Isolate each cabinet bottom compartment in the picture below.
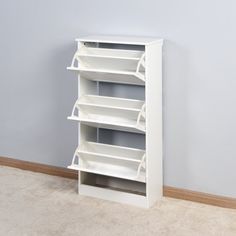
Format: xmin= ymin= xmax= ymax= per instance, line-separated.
xmin=80 ymin=172 xmax=146 ymax=196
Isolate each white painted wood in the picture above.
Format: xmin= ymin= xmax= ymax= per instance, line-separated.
xmin=68 ymin=95 xmax=145 ymax=133
xmin=77 ymin=95 xmax=144 ymax=111
xmin=76 ymin=35 xmax=163 ymax=46
xmin=77 ymin=41 xmax=99 ymax=193
xmin=70 ymin=165 xmax=145 ymax=183
xmin=68 ymin=141 xmax=146 ymax=182
xmin=78 ymin=47 xmax=143 ymax=59
xmin=68 ymin=116 xmax=145 ymax=133
xmin=79 ymin=184 xmax=148 ymax=208
xmin=67 ymin=67 xmax=145 ymax=86
xmin=78 ymin=124 xmax=98 ymax=187
xmin=67 ymin=43 xmax=145 ymax=85
xmin=145 ymin=41 xmax=163 ymax=207
xmin=77 ymin=47 xmax=144 ymax=72
xmin=67 ymin=35 xmax=163 ymax=208
xmin=78 ymin=141 xmax=145 ymax=162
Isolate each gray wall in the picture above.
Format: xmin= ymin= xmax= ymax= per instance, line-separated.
xmin=0 ymin=0 xmax=236 ymax=198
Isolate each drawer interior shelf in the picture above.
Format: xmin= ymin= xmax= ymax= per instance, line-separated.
xmin=68 ymin=95 xmax=146 ymax=133
xmin=78 ymin=94 xmax=143 ymax=108
xmin=68 ymin=141 xmax=146 ymax=182
xmin=78 ymin=47 xmax=144 ymax=59
xmin=67 ymin=46 xmax=145 ymax=86
xmin=67 ymin=68 xmax=145 ymax=86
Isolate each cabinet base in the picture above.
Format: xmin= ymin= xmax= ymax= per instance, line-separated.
xmin=79 ymin=184 xmax=149 ymax=208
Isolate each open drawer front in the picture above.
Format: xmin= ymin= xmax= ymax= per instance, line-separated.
xmin=67 ymin=46 xmax=146 ymax=86
xmin=79 ymin=48 xmax=144 ymax=70
xmin=68 ymin=95 xmax=146 ymax=133
xmin=69 ymin=46 xmax=145 ymax=70
xmin=68 ymin=142 xmax=146 ymax=183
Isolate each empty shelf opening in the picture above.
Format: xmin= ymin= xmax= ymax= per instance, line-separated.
xmin=83 ymin=42 xmax=145 ymax=51
xmin=99 ymin=129 xmax=146 ymax=150
xmin=81 ymin=172 xmax=146 ymax=196
xmin=99 ymin=82 xmax=145 ymax=101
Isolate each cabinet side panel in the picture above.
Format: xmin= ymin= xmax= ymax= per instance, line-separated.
xmin=79 ymin=124 xmax=97 ymax=186
xmin=78 ymin=77 xmax=98 ymax=186
xmin=145 ymin=42 xmax=163 ymax=206
xmin=78 ymin=41 xmax=98 ymax=187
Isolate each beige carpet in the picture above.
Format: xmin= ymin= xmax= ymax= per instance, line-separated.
xmin=0 ymin=166 xmax=236 ymax=236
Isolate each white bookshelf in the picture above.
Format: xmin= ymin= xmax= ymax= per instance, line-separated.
xmin=67 ymin=35 xmax=163 ymax=208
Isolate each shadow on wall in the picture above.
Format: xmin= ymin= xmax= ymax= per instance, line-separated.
xmin=163 ymin=40 xmax=191 ymax=186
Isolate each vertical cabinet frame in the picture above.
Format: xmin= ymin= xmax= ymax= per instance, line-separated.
xmin=67 ymin=36 xmax=163 ymax=208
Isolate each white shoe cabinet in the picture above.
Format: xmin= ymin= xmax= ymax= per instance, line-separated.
xmin=67 ymin=35 xmax=163 ymax=208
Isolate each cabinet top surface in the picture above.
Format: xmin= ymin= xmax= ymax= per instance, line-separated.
xmin=76 ymin=35 xmax=163 ymax=45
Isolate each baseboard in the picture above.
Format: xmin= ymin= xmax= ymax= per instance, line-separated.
xmin=0 ymin=156 xmax=235 ymax=209
xmin=0 ymin=156 xmax=78 ymax=179
xmin=163 ymin=186 xmax=236 ymax=209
